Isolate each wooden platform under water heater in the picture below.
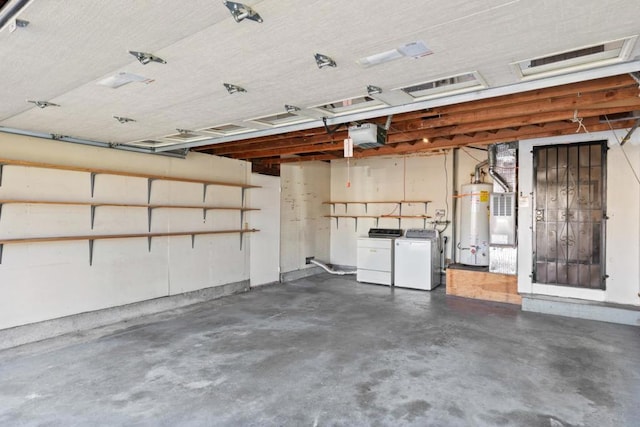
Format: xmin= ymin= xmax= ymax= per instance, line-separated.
xmin=446 ymin=265 xmax=521 ymax=305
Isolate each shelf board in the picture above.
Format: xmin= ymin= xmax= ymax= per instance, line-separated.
xmin=0 ymin=229 xmax=259 ymax=265
xmin=324 ymin=215 xmax=432 ymax=219
xmin=381 ymin=215 xmax=433 ymax=219
xmin=0 ymin=229 xmax=259 ymax=245
xmin=0 ymin=199 xmax=259 ymax=211
xmin=0 ymin=157 xmax=259 ymax=189
xmin=323 ymin=200 xmax=431 ymax=205
xmin=324 ymin=215 xmax=379 ymax=218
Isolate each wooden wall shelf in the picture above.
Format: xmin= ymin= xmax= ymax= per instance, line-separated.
xmin=0 ymin=157 xmax=260 ymax=202
xmin=323 ymin=200 xmax=431 ymax=214
xmin=0 ymin=158 xmax=261 ymax=265
xmin=325 ymin=214 xmax=432 ymax=229
xmin=0 ymin=199 xmax=259 ymax=230
xmin=323 ymin=200 xmax=432 ymax=229
xmin=0 ymin=229 xmax=259 ymax=265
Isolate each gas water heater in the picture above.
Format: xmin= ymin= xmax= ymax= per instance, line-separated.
xmin=459 ymin=182 xmax=492 ymax=266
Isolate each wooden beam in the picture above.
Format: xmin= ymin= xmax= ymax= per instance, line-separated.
xmin=386 ymin=103 xmax=640 ymax=143
xmin=396 ymin=86 xmax=640 ymax=132
xmin=393 ymin=74 xmax=637 ymax=120
xmin=264 ymin=118 xmax=637 ymax=164
xmin=231 ymin=141 xmax=345 ymax=159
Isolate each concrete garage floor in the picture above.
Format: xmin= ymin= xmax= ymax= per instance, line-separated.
xmin=0 ymin=274 xmax=639 ymax=426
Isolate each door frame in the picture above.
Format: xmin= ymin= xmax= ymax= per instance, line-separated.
xmin=531 ymin=140 xmax=608 ymax=289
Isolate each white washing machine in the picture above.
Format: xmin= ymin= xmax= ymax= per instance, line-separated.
xmin=356 ymin=228 xmax=403 ymax=286
xmin=394 ymin=229 xmax=440 ymax=291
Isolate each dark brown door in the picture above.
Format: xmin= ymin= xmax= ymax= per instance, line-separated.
xmin=533 ymin=141 xmax=607 ymax=289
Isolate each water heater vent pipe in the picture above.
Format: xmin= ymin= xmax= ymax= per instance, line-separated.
xmin=473 ymin=160 xmax=488 ymax=183
xmin=488 ymin=144 xmax=510 ymax=192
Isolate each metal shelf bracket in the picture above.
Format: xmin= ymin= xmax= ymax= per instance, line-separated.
xmin=147 ymin=178 xmax=155 ymax=204
xmin=88 ymin=239 xmax=94 ymax=266
xmin=90 ymin=205 xmax=96 ymax=229
xmin=90 ymin=173 xmax=97 ymax=198
xmin=203 ymin=183 xmax=209 ymax=203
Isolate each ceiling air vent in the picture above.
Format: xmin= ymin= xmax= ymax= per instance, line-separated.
xmin=513 ymin=36 xmax=638 ymax=79
xmin=199 ymin=123 xmax=252 ymax=136
xmin=313 ymin=95 xmax=386 ymax=116
xmin=398 ymin=72 xmax=485 ymax=100
xmin=126 ymin=140 xmax=180 ymax=148
xmin=162 ymin=131 xmax=209 ymax=143
xmin=248 ymin=111 xmax=311 ymax=127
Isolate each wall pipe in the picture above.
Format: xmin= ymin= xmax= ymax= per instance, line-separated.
xmin=310 ymin=259 xmax=356 ymax=275
xmin=451 ymin=148 xmax=459 ymax=264
xmin=474 ymin=160 xmax=488 ymax=183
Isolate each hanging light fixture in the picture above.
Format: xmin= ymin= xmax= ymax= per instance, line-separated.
xmin=27 ymin=100 xmax=59 ymax=109
xmin=129 ymin=50 xmax=167 ymax=65
xmin=367 ymin=85 xmax=382 ymax=96
xmin=113 ymin=116 xmax=136 ymax=124
xmin=223 ymin=83 xmax=246 ymax=94
xmin=223 ymin=1 xmax=263 ymax=23
xmin=314 ymin=53 xmax=336 ymax=69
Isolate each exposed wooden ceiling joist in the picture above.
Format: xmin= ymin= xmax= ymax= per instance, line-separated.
xmin=194 ymin=74 xmax=640 ymax=170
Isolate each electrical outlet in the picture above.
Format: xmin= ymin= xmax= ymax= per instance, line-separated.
xmin=305 ymin=256 xmax=314 ymax=264
xmin=435 ymin=209 xmax=446 ymax=217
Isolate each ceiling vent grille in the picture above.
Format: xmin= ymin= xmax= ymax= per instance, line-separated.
xmin=126 ymin=139 xmax=179 ymax=148
xmin=248 ymin=111 xmax=311 ymax=127
xmin=513 ymin=36 xmax=638 ymax=79
xmin=398 ymin=72 xmax=485 ymax=100
xmin=199 ymin=123 xmax=252 ymax=136
xmin=162 ymin=131 xmax=209 ymax=142
xmin=313 ymin=95 xmax=386 ymax=116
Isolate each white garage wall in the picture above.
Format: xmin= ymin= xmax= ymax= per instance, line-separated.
xmin=0 ymin=133 xmax=254 ymax=329
xmin=518 ymin=130 xmax=640 ymax=306
xmin=329 ymin=151 xmax=483 ymax=267
xmin=280 ymin=162 xmax=330 ymax=273
xmin=249 ymin=173 xmax=281 ymax=287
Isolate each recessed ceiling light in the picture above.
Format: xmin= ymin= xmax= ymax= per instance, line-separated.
xmin=113 ymin=115 xmax=135 ymax=124
xmin=314 ymin=53 xmax=336 ymax=69
xmin=97 ymin=72 xmax=154 ymax=89
xmin=26 ymin=100 xmax=59 ymax=109
xmin=129 ymin=50 xmax=167 ymax=65
xmin=223 ymin=1 xmax=263 ymax=23
xmin=223 ymin=83 xmax=246 ymax=94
